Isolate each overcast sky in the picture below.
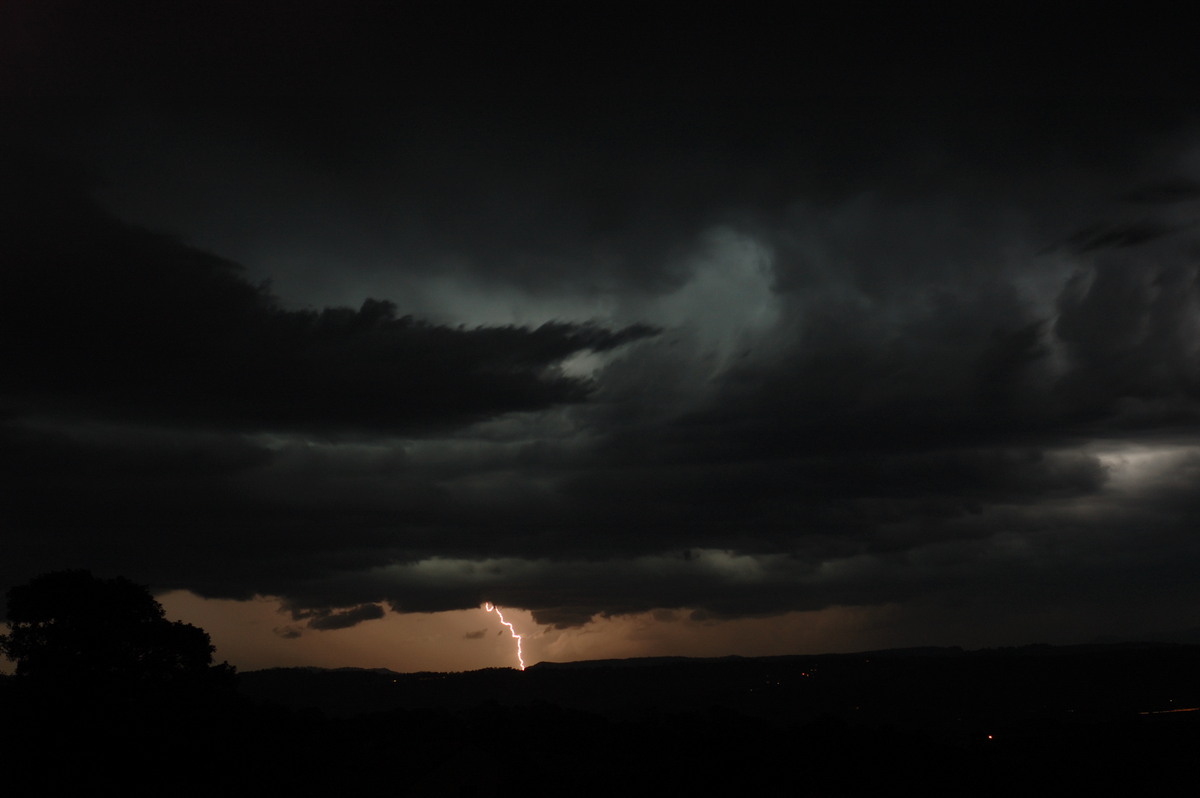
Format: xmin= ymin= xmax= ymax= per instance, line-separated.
xmin=4 ymin=4 xmax=1200 ymax=671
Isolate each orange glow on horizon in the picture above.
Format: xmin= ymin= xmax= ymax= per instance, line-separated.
xmin=156 ymin=591 xmax=1102 ymax=675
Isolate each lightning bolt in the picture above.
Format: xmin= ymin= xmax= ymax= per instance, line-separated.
xmin=484 ymin=602 xmax=526 ymax=671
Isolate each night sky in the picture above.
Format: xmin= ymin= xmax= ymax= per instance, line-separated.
xmin=4 ymin=3 xmax=1200 ymax=671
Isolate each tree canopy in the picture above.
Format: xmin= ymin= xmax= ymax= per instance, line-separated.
xmin=0 ymin=570 xmax=218 ymax=686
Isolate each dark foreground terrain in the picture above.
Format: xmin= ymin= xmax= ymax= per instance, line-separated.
xmin=4 ymin=643 xmax=1198 ymax=795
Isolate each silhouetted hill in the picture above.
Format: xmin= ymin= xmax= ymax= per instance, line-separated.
xmin=232 ymin=643 xmax=1199 ymax=793
xmin=238 ymin=642 xmax=1200 ymax=728
xmin=5 ymin=643 xmax=1197 ymax=795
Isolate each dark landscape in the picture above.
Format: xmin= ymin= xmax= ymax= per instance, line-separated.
xmin=5 ymin=642 xmax=1199 ymax=795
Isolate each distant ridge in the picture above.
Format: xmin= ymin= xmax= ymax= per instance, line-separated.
xmin=530 ymin=654 xmax=725 ymax=669
xmin=236 ymin=641 xmax=1200 ymax=728
xmin=531 ymin=646 xmax=989 ymax=669
xmin=243 ymin=639 xmax=1196 ymax=677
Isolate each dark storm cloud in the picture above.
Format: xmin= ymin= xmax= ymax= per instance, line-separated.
xmin=0 ymin=418 xmax=273 ymax=480
xmin=0 ymin=153 xmax=656 ymax=435
xmin=0 ymin=152 xmax=653 ymax=618
xmin=1120 ymin=180 xmax=1200 ymax=204
xmin=6 ymin=3 xmax=1200 ymax=646
xmin=388 ymin=199 xmax=1200 ymax=631
xmin=9 ymin=152 xmax=1200 ymax=636
xmin=17 ymin=2 xmax=1194 ymax=317
xmin=1065 ymin=220 xmax=1186 ymax=253
xmin=1055 ymin=254 xmax=1200 ymax=428
xmin=299 ymin=603 xmax=386 ymax=631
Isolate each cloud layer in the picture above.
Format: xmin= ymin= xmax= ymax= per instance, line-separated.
xmin=5 ymin=5 xmax=1200 ymax=649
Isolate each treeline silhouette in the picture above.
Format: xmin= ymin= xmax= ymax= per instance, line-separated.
xmin=3 ymin=572 xmax=1198 ymax=795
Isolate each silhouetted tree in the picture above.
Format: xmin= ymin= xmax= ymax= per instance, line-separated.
xmin=0 ymin=570 xmax=222 ymax=688
xmin=0 ymin=572 xmax=244 ymax=794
